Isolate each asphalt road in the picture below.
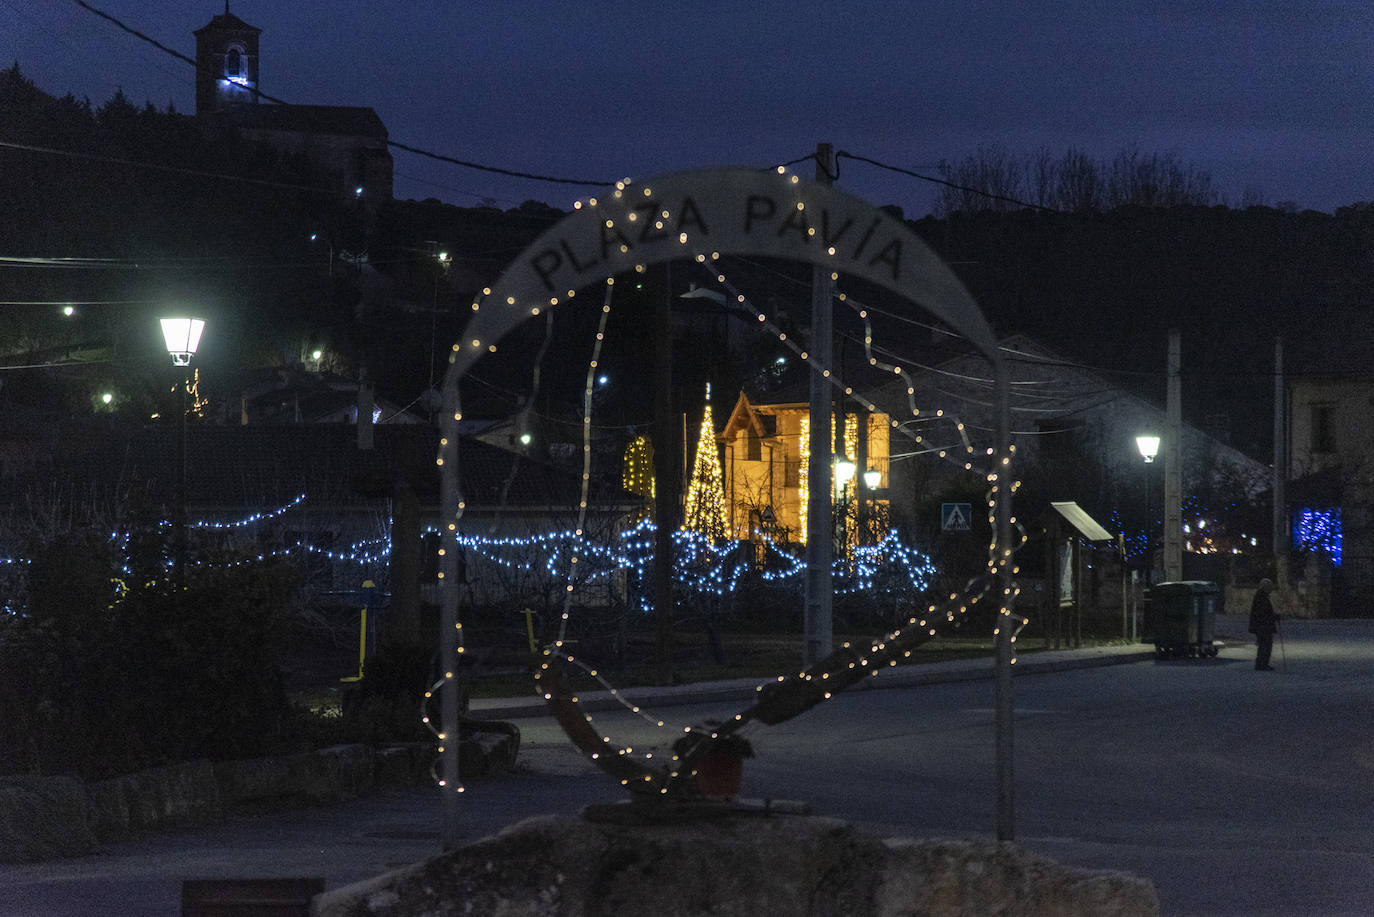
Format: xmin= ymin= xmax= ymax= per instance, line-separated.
xmin=3 ymin=616 xmax=1371 ymax=916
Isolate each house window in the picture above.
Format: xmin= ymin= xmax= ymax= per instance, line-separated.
xmin=784 ymin=457 xmax=800 ymax=487
xmin=746 ymin=429 xmax=762 ymax=461
xmin=1310 ymin=403 xmax=1336 ymax=454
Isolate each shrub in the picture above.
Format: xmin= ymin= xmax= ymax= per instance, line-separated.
xmin=0 ymin=534 xmax=304 ymax=778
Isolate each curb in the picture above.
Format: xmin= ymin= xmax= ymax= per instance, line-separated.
xmin=469 ymin=646 xmax=1161 ymax=720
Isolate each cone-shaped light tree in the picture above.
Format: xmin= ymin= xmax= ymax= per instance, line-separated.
xmin=683 ymin=383 xmax=728 ymax=542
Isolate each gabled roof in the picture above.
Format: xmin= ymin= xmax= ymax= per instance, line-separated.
xmin=719 ymin=392 xmax=775 ymax=442
xmin=194 ymin=11 xmax=260 ymax=35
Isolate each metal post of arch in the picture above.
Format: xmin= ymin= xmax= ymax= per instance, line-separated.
xmin=434 ymin=167 xmax=1018 ymax=848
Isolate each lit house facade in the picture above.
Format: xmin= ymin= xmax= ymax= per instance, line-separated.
xmin=717 ymin=391 xmax=891 ymax=546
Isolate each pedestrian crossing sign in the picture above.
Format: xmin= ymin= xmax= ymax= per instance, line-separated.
xmin=941 ymin=502 xmax=972 ymax=532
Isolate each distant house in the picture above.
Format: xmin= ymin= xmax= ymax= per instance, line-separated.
xmin=716 ymin=389 xmax=891 ymax=547
xmin=193 ymin=7 xmax=393 ymax=198
xmin=1286 ymin=374 xmax=1374 ymax=612
xmin=231 ymin=368 xmax=424 ymax=427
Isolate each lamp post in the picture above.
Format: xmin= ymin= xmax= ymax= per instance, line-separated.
xmin=427 ymin=243 xmax=452 ymax=399
xmin=162 ymin=317 xmax=205 ymax=586
xmin=833 ymin=456 xmax=856 ymax=557
xmin=1136 ymin=435 xmax=1160 ymax=582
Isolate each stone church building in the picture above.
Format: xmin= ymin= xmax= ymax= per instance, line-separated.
xmin=193 ymin=5 xmax=393 ymax=199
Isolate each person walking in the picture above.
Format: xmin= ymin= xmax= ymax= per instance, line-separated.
xmin=1249 ymin=578 xmax=1280 ymax=671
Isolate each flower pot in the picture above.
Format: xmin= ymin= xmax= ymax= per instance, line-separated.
xmin=694 ymin=750 xmax=745 ymax=799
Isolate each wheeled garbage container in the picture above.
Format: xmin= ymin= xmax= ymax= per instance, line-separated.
xmin=1143 ymin=580 xmax=1220 ymax=658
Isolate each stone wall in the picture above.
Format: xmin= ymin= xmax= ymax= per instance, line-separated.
xmin=0 ymin=743 xmax=438 ymax=864
xmin=313 ymin=813 xmax=1160 ymax=917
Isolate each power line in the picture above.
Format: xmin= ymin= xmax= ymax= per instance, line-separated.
xmin=0 ymin=358 xmax=111 ymax=371
xmin=385 ymin=140 xmax=610 ymax=187
xmin=0 ymin=140 xmax=346 ymax=197
xmin=836 ymin=150 xmax=1059 ymax=214
xmin=0 ymin=253 xmax=329 ymax=271
xmin=0 ymin=299 xmax=156 ymax=305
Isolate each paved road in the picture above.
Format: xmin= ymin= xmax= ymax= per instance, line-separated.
xmin=3 ymin=616 xmax=1372 ymax=916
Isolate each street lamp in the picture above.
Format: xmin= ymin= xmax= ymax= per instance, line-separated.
xmin=834 ymin=456 xmax=857 ymax=492
xmin=162 ymin=318 xmax=204 ymax=367
xmin=1136 ymin=434 xmax=1159 ymax=583
xmin=162 ymin=317 xmax=204 ymax=585
xmin=863 ymin=467 xmax=882 ymax=490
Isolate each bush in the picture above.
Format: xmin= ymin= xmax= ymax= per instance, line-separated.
xmin=0 ymin=535 xmax=305 ymax=778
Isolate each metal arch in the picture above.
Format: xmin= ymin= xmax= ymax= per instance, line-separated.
xmin=434 ymin=167 xmax=1015 ymax=846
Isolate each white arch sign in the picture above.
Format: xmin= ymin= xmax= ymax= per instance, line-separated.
xmin=440 ymin=166 xmax=997 ymax=390
xmin=432 ymin=166 xmax=1013 ymax=841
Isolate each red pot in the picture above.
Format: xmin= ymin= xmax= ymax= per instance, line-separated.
xmin=694 ymin=751 xmax=745 ymax=799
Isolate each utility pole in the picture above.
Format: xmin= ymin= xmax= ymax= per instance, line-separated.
xmin=654 ymin=262 xmax=678 ymax=684
xmin=1273 ymin=337 xmax=1288 ymax=590
xmin=993 ymin=354 xmax=1015 ymax=842
xmin=804 ymin=143 xmax=835 ymax=666
xmin=1164 ymin=330 xmax=1183 ymax=582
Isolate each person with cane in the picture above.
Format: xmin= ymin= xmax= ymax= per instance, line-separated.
xmin=1249 ymin=578 xmax=1280 ymax=671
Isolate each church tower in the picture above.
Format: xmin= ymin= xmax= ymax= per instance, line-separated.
xmin=193 ymin=4 xmax=261 ymax=115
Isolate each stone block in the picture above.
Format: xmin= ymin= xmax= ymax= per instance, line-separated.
xmin=313 ymin=814 xmax=1161 ymax=917
xmin=0 ymin=776 xmax=96 ymax=863
xmin=215 ymin=745 xmax=373 ymax=812
xmin=374 ymin=744 xmax=431 ymax=789
xmin=314 ymin=813 xmax=1159 ymax=912
xmin=86 ymin=760 xmax=222 ymax=841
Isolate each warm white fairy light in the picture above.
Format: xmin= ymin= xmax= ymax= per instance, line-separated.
xmin=682 ymin=383 xmax=728 ymax=541
xmin=429 ymin=167 xmax=1028 ymax=808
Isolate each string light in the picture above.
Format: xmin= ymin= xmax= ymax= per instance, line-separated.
xmin=429 ymin=166 xmax=1030 ymax=804
xmin=682 ymin=383 xmax=728 ymax=541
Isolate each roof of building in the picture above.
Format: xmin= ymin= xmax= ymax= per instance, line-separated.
xmin=211 ymin=103 xmax=388 ymax=140
xmin=193 ymin=11 xmax=260 ymax=35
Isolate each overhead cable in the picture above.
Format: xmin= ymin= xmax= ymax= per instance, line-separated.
xmin=836 ymin=150 xmax=1059 ymax=214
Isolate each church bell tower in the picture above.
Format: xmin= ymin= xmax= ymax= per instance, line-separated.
xmin=193 ymin=4 xmax=261 ymax=115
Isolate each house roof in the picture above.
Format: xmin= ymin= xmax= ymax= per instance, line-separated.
xmin=211 ymin=104 xmax=388 ymax=140
xmin=193 ymin=12 xmax=260 ymax=35
xmin=234 ymin=369 xmax=423 ymax=426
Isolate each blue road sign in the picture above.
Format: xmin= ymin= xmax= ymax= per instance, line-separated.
xmin=942 ymin=502 xmax=973 ymax=532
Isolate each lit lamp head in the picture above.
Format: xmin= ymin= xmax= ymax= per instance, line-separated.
xmin=1136 ymin=435 xmax=1161 ymax=463
xmin=835 ymin=456 xmax=857 ymax=487
xmin=161 ymin=317 xmax=205 ymax=367
xmin=863 ymin=467 xmax=882 ymax=489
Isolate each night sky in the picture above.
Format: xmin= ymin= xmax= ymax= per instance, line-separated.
xmin=5 ymin=0 xmax=1373 ymax=215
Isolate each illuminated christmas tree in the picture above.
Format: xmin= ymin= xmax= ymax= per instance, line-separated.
xmin=622 ymin=434 xmax=655 ymax=520
xmin=683 ymin=384 xmax=728 ymax=541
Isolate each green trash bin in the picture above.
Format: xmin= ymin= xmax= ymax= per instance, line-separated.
xmin=1143 ymin=580 xmax=1220 ymax=658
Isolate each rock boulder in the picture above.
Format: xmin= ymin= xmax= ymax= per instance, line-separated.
xmin=313 ymin=813 xmax=1159 ymax=917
